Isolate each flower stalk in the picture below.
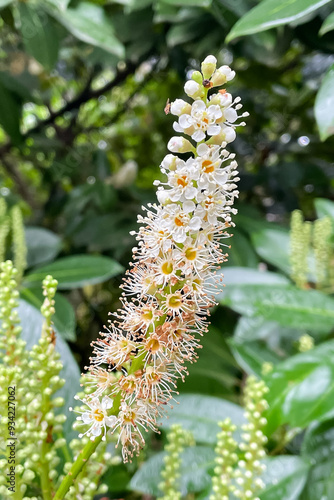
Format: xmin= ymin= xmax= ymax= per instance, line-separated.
xmin=60 ymin=54 xmax=247 ymax=486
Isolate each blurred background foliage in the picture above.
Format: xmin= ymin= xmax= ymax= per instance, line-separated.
xmin=1 ymin=0 xmax=334 ymax=498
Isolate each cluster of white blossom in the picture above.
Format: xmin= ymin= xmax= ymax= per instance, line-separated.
xmin=73 ymin=55 xmax=248 ymax=461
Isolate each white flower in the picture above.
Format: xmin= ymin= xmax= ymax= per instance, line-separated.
xmin=211 ymin=65 xmax=236 ymax=86
xmin=176 ymin=100 xmax=222 ymax=142
xmin=72 ymin=396 xmax=117 ymax=441
xmin=167 ymin=136 xmax=193 ymax=153
xmin=161 ymin=203 xmax=201 ymax=243
xmin=170 ymin=99 xmax=191 ymax=116
xmin=184 ymin=79 xmax=202 ymax=98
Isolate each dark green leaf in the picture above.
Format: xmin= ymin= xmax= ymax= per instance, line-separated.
xmin=44 ymin=0 xmax=70 ymax=10
xmin=0 ymin=71 xmax=34 ymax=101
xmin=48 ymin=2 xmax=125 ymax=58
xmin=18 ymin=299 xmax=80 ymax=441
xmin=221 ymin=267 xmax=290 ymax=286
xmin=160 ymin=394 xmax=245 ymax=444
xmin=0 ymin=0 xmax=12 ymax=9
xmin=226 ymin=0 xmax=333 ymax=41
xmin=162 ymin=0 xmax=212 ymax=6
xmin=319 ymin=11 xmax=334 ymax=35
xmin=302 ymin=419 xmax=334 ymax=498
xmin=21 ymin=287 xmax=76 ymax=341
xmin=229 ymin=338 xmax=281 ymax=376
xmin=265 ymin=340 xmax=334 ymax=434
xmin=314 ymin=197 xmax=334 ymax=221
xmin=220 ymin=280 xmax=334 ymax=334
xmin=260 ymin=456 xmax=310 ymax=500
xmin=24 ymin=255 xmax=124 ymax=289
xmin=130 ymin=446 xmax=215 ymax=497
xmin=250 ymin=227 xmax=291 ymax=275
xmin=25 ymin=227 xmax=62 ymax=267
xmin=315 ymin=64 xmax=334 ymax=141
xmin=227 ymin=229 xmax=259 ymax=268
xmin=0 ymin=80 xmax=22 ymax=144
xmin=18 ymin=3 xmax=59 ymax=70
xmin=181 ymin=326 xmax=238 ymax=395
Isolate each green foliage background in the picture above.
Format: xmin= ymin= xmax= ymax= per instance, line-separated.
xmin=1 ymin=0 xmax=334 ymax=498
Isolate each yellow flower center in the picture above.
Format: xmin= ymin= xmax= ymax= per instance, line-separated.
xmin=146 ymin=337 xmax=161 ymax=353
xmin=185 ymin=247 xmax=197 ymax=261
xmin=167 ymin=294 xmax=182 ymax=309
xmin=93 ymin=409 xmax=104 ymax=422
xmin=177 ymin=176 xmax=188 ymax=188
xmin=141 ymin=308 xmax=154 ymax=321
xmin=202 ymin=160 xmax=215 ymax=173
xmin=161 ymin=261 xmax=173 ymax=275
xmin=174 ymin=216 xmax=184 ymax=227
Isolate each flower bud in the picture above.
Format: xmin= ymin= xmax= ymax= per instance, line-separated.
xmin=184 ymin=80 xmax=204 ymax=99
xmin=167 ymin=137 xmax=194 ymax=154
xmin=170 ymin=99 xmax=191 ymax=117
xmin=211 ymin=66 xmax=236 ymax=87
xmin=201 ymin=55 xmax=217 ymax=79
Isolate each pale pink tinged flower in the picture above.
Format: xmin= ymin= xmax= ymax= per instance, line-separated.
xmin=71 ymin=395 xmax=117 ymax=441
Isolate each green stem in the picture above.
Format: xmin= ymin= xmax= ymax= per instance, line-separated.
xmin=53 ymin=435 xmax=103 ymax=500
xmin=40 ymin=441 xmax=52 ymax=500
xmin=57 ymin=432 xmax=72 ymax=463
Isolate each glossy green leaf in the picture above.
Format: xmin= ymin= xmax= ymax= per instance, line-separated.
xmin=44 ymin=0 xmax=70 ymax=10
xmin=226 ymin=229 xmax=259 ymax=268
xmin=48 ymin=2 xmax=125 ymax=58
xmin=319 ymin=11 xmax=334 ymax=35
xmin=0 ymin=80 xmax=22 ymax=144
xmin=18 ymin=299 xmax=80 ymax=441
xmin=229 ymin=338 xmax=281 ymax=376
xmin=315 ymin=64 xmax=334 ymax=141
xmin=24 ymin=255 xmax=124 ymax=289
xmin=221 ymin=281 xmax=334 ymax=334
xmin=181 ymin=326 xmax=238 ymax=395
xmin=226 ymin=0 xmax=332 ymax=42
xmin=260 ymin=456 xmax=310 ymax=500
xmin=221 ymin=267 xmax=290 ymax=286
xmin=160 ymin=394 xmax=245 ymax=444
xmin=265 ymin=340 xmax=334 ymax=434
xmin=0 ymin=0 xmax=12 ymax=9
xmin=18 ymin=3 xmax=59 ymax=70
xmin=162 ymin=0 xmax=212 ymax=6
xmin=251 ymin=227 xmax=291 ymax=275
xmin=302 ymin=419 xmax=334 ymax=498
xmin=21 ymin=287 xmax=76 ymax=341
xmin=130 ymin=446 xmax=215 ymax=497
xmin=314 ymin=197 xmax=334 ymax=220
xmin=25 ymin=227 xmax=62 ymax=267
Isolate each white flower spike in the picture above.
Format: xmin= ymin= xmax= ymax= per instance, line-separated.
xmin=81 ymin=55 xmax=247 ymax=461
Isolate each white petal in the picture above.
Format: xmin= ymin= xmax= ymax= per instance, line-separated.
xmin=101 ymin=396 xmax=113 ymax=410
xmin=189 ymin=216 xmax=201 ymax=230
xmin=207 ymin=124 xmax=221 ymax=136
xmin=184 ymin=186 xmax=197 ymax=200
xmin=183 ymin=200 xmax=195 ymax=213
xmin=105 ymin=415 xmax=117 ymax=427
xmin=197 ymin=143 xmax=209 ymax=156
xmin=192 ymin=130 xmax=206 ymax=142
xmin=173 ymin=121 xmax=184 ymax=133
xmin=192 ymin=100 xmax=206 ymax=113
xmin=91 ymin=424 xmax=102 ymax=436
xmin=82 ymin=412 xmax=93 ymax=424
xmin=224 ymin=108 xmax=238 ymax=123
xmin=179 ymin=114 xmax=192 ymax=128
xmin=174 ymin=230 xmax=187 ymax=243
